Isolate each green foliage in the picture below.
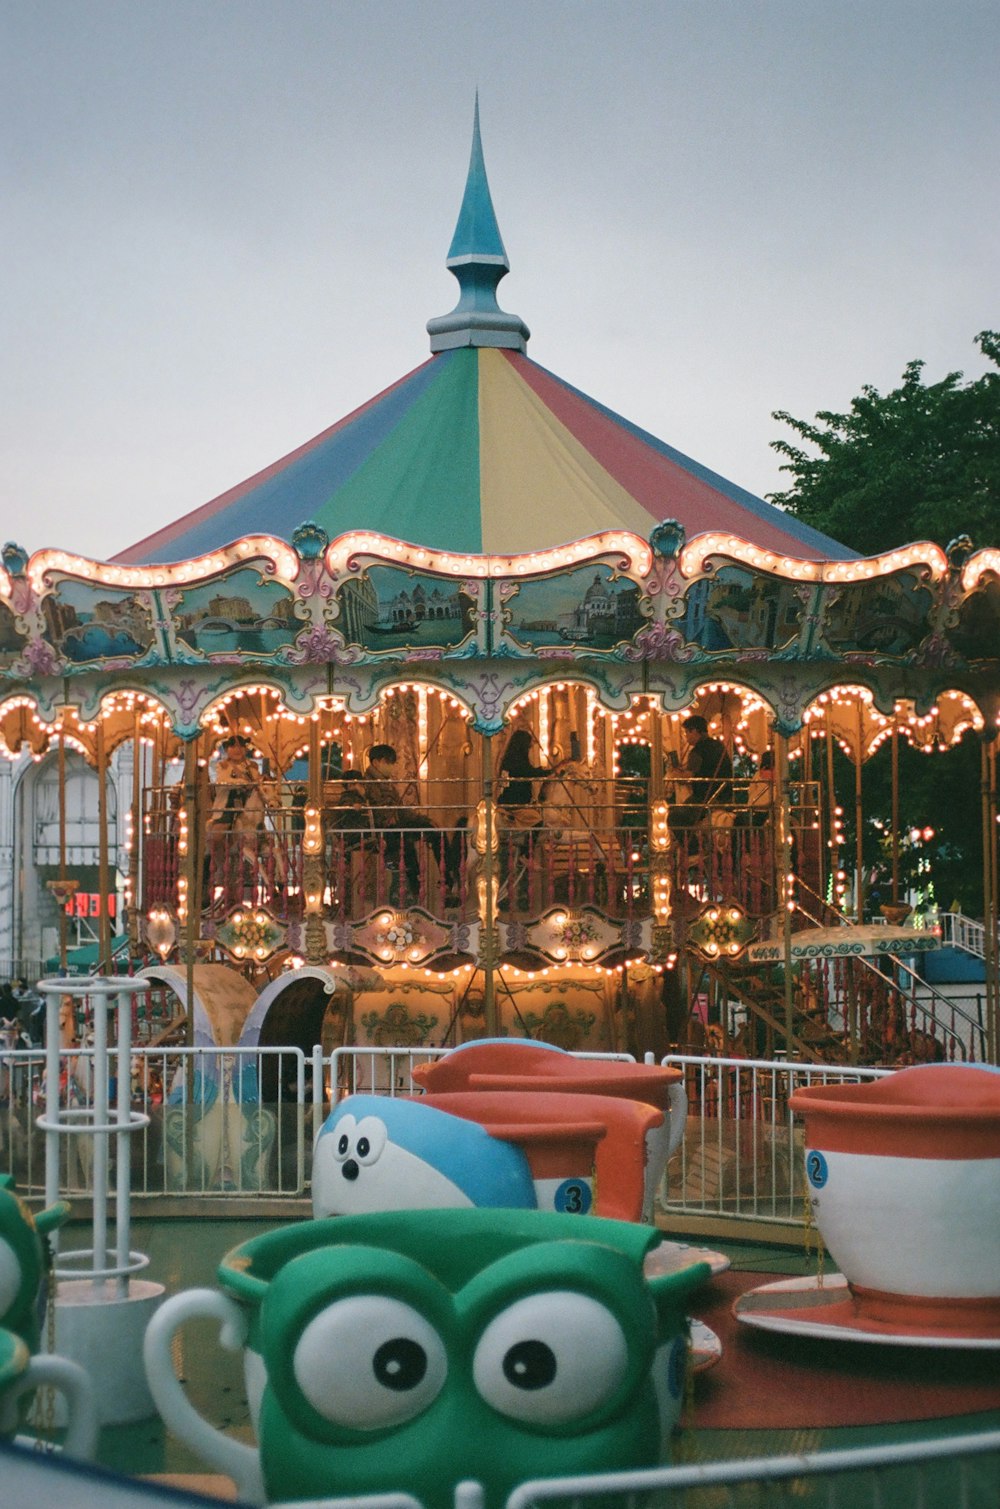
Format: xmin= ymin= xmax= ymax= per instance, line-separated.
xmin=770 ymin=331 xmax=1000 ymax=557
xmin=828 ymin=732 xmax=984 ymax=917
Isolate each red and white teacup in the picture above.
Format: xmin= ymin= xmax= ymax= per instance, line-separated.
xmin=789 ymin=1065 xmax=1000 ymax=1335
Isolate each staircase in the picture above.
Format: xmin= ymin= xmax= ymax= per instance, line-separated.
xmin=698 ymin=888 xmax=987 ymax=1065
xmin=938 ymin=910 xmax=996 ymax=962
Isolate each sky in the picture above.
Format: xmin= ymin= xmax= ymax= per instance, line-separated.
xmin=1 ymin=1 xmax=997 ymax=564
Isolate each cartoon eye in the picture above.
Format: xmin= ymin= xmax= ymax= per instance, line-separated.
xmin=473 ymin=1291 xmax=629 ymax=1425
xmin=353 ymin=1116 xmax=387 ymax=1165
xmin=0 ymin=1237 xmax=22 ymax=1320
xmin=332 ymin=1115 xmax=357 ymax=1161
xmin=293 ymin=1295 xmax=447 ymax=1429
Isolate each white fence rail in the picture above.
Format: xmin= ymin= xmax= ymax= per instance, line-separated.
xmin=1 ymin=1044 xmax=315 ymax=1199
xmin=661 ymin=1053 xmax=886 ymax=1225
xmin=502 ymin=1428 xmax=1000 ymax=1509
xmin=3 ymin=1042 xmax=893 ymax=1223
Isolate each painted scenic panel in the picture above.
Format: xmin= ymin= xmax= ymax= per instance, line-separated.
xmin=40 ymin=579 xmax=156 ymax=665
xmin=819 ymin=571 xmax=934 ymax=657
xmin=333 ymin=567 xmax=477 ymax=652
xmin=681 ymin=568 xmax=802 ymax=653
xmin=501 ymin=566 xmax=643 ymax=652
xmin=0 ymin=598 xmax=28 ymax=670
xmin=170 ymin=567 xmax=299 ymax=658
xmin=948 ymin=581 xmax=1000 ymax=663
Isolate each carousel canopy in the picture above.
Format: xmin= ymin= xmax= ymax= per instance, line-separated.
xmin=116 ymin=107 xmax=852 ymax=568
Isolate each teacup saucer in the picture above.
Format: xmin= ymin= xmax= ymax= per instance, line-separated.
xmin=689 ymin=1318 xmax=722 ymax=1371
xmin=644 ymin=1241 xmax=731 ymax=1278
xmin=734 ymin=1274 xmax=1000 ymax=1349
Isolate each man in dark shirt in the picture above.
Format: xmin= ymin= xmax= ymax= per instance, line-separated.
xmin=669 ymin=715 xmax=733 ymax=828
xmin=362 ymin=744 xmax=455 ymax=891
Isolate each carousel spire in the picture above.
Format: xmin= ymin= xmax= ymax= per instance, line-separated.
xmin=427 ymin=96 xmax=530 ymax=353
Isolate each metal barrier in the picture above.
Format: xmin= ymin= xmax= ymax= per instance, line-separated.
xmin=2 ymin=1041 xmax=897 ymax=1218
xmin=502 ymin=1427 xmax=1000 ymax=1509
xmin=328 ymin=1045 xmax=637 ymax=1099
xmin=660 ymin=1053 xmax=886 ymax=1224
xmin=0 ymin=1043 xmax=313 ymax=1199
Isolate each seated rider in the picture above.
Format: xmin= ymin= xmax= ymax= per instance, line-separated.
xmin=361 ymin=744 xmax=457 ymax=891
xmin=668 ymin=715 xmax=733 ymax=829
xmin=497 ymin=729 xmax=569 ymax=822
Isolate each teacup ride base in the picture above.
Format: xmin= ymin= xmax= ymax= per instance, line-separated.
xmin=735 ymin=1273 xmax=1000 ymax=1349
xmin=787 ymin=1065 xmax=1000 ymax=1350
xmin=144 ymin=1207 xmax=711 ymax=1509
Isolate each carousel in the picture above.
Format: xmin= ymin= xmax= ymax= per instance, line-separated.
xmin=1 ymin=110 xmax=998 ymax=1075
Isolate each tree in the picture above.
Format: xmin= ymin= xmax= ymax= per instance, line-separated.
xmin=769 ymin=331 xmax=1000 ymax=557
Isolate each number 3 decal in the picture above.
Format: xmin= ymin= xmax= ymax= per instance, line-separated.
xmin=554 ymin=1179 xmax=593 ymax=1214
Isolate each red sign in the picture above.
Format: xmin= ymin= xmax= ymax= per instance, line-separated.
xmin=64 ymin=892 xmax=117 ymax=919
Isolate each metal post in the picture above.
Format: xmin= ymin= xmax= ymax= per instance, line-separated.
xmin=480 ymin=732 xmax=497 ymax=1036
xmin=96 ymin=720 xmax=112 ymax=976
xmin=776 ymin=731 xmax=794 ymax=1052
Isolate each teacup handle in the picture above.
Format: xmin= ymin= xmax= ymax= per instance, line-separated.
xmin=666 ymin=1081 xmax=688 ymax=1159
xmin=0 ymin=1355 xmax=98 ymax=1462
xmin=143 ymin=1288 xmax=264 ymax=1504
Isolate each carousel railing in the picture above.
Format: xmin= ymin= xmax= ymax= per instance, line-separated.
xmin=140 ymin=776 xmax=822 ymax=928
xmin=666 ymin=778 xmax=821 ymax=920
xmin=791 ymin=880 xmax=983 ymax=1063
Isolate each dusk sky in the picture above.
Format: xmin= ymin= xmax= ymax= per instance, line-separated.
xmin=2 ymin=1 xmax=996 ymax=563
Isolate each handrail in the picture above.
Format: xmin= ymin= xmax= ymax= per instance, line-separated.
xmin=939 ymin=908 xmax=999 ymax=961
xmin=754 ymin=882 xmax=978 ymax=1061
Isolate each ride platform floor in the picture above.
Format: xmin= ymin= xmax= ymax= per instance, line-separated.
xmin=76 ymin=1217 xmax=999 ymax=1497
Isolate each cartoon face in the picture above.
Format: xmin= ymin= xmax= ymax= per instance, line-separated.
xmin=230 ymin=1209 xmax=708 ymax=1509
xmin=312 ymin=1097 xmax=536 ymax=1217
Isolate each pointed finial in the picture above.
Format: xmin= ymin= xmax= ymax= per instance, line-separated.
xmin=427 ymin=98 xmax=530 ymax=353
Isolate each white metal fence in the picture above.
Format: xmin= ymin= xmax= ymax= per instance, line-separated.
xmin=2 ymin=1041 xmax=894 ymax=1223
xmin=661 ymin=1052 xmax=886 ymax=1225
xmin=501 ymin=1428 xmax=1000 ymax=1509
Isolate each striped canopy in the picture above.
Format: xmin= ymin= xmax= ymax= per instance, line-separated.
xmin=117 ymin=347 xmax=849 ymax=565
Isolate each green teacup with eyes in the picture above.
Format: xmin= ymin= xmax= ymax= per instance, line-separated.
xmin=145 ymin=1208 xmax=709 ymax=1508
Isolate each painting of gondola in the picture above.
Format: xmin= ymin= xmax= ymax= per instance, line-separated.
xmin=501 ymin=566 xmax=644 ymax=653
xmin=333 ymin=566 xmax=477 ymax=653
xmin=820 ymin=569 xmax=933 ymax=657
xmin=40 ymin=580 xmax=156 ymax=665
xmin=170 ymin=567 xmax=299 ymax=659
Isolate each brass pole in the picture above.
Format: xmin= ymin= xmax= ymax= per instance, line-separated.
xmin=96 ymin=719 xmax=112 ymax=975
xmin=58 ymin=714 xmax=69 ymax=973
xmin=776 ymin=730 xmax=795 ymax=1052
xmin=991 ymin=741 xmax=999 ymax=1065
xmin=183 ymin=738 xmax=199 ymax=1056
xmin=983 ymin=738 xmax=998 ymax=1064
xmin=854 ymin=703 xmax=864 ymax=923
xmin=826 ymin=721 xmax=838 ymax=911
xmin=891 ymin=726 xmax=900 ymax=905
xmin=480 ymin=731 xmax=497 ymax=1036
xmin=129 ymin=706 xmax=142 ymax=953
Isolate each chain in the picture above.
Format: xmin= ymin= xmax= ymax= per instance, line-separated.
xmin=802 ymin=1177 xmax=825 ymax=1288
xmin=31 ymin=1238 xmax=58 ymax=1450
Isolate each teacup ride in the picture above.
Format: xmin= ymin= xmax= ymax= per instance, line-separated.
xmin=411 ymin=1038 xmax=689 ymax=1224
xmin=737 ymin=1064 xmax=1000 ymax=1347
xmin=412 ymin=1039 xmax=727 ymax=1278
xmin=143 ymin=1207 xmax=711 ymax=1508
xmin=0 ymin=1177 xmax=98 ymax=1459
xmin=313 ymin=1087 xmax=655 ymax=1222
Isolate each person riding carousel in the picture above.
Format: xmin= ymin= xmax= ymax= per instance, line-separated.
xmin=205 ymin=736 xmax=267 ymax=897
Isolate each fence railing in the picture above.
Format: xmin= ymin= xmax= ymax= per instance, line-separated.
xmin=502 ymin=1428 xmax=1000 ymax=1509
xmin=1 ymin=1043 xmax=316 ymax=1200
xmin=660 ymin=1052 xmax=885 ymax=1224
xmin=3 ymin=1042 xmax=895 ymax=1220
xmin=939 ymin=908 xmax=997 ymax=962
